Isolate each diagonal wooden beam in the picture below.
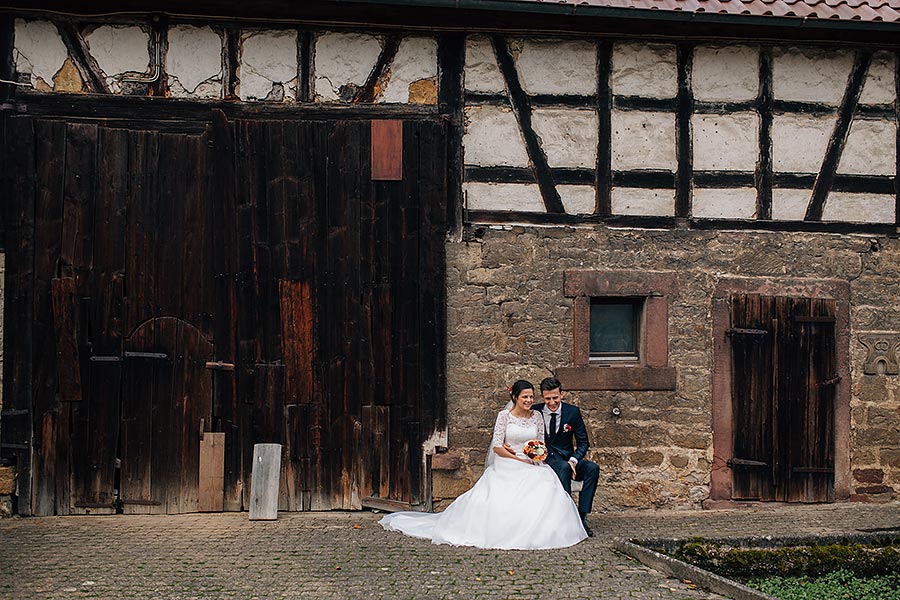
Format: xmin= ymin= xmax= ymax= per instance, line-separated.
xmin=491 ymin=34 xmax=565 ymax=214
xmin=352 ymin=35 xmax=401 ymax=103
xmin=804 ymin=50 xmax=872 ymax=222
xmin=54 ymin=20 xmax=110 ymax=94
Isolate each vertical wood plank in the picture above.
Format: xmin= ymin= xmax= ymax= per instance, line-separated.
xmin=249 ymin=443 xmax=281 ymax=520
xmin=371 ymin=120 xmax=403 ymax=181
xmin=199 ymin=432 xmax=225 ymax=512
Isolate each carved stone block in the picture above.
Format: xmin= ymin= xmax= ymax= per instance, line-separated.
xmin=858 ymin=333 xmax=900 ymax=375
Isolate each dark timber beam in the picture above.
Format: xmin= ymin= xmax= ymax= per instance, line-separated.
xmin=491 ymin=34 xmax=565 ymax=214
xmin=54 ymin=20 xmax=110 ymax=94
xmin=895 ymin=50 xmax=900 ymax=226
xmin=223 ymin=26 xmax=240 ymax=100
xmin=438 ymin=32 xmax=465 ymax=238
xmin=595 ymin=42 xmax=612 ymax=216
xmin=805 ymin=50 xmax=872 ymax=221
xmin=298 ymin=30 xmax=313 ymax=103
xmin=756 ymin=48 xmax=774 ymax=220
xmin=675 ymin=44 xmax=694 ymax=218
xmin=352 ymin=34 xmax=401 ymax=103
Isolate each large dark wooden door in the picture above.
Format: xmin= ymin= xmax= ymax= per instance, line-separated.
xmin=1 ymin=114 xmax=446 ymax=515
xmin=730 ymin=294 xmax=837 ymax=502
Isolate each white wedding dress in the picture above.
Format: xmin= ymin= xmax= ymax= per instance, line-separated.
xmin=379 ymin=409 xmax=587 ymax=549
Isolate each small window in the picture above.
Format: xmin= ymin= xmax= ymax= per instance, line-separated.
xmin=590 ymin=298 xmax=643 ymax=362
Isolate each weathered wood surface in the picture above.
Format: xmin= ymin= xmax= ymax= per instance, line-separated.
xmin=249 ymin=443 xmax=282 ymax=520
xmin=730 ymin=294 xmax=836 ymax=503
xmin=199 ymin=432 xmax=226 ymax=512
xmin=2 ymin=116 xmax=447 ymax=515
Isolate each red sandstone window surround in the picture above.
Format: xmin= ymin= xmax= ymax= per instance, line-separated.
xmin=556 ymin=270 xmax=677 ymax=391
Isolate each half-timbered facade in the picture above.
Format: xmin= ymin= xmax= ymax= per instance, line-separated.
xmin=1 ymin=0 xmax=899 ymax=515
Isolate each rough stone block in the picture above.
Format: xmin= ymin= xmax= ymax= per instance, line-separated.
xmin=431 ymin=452 xmax=463 ymax=471
xmin=692 ymin=188 xmax=757 ymax=220
xmin=611 ymin=42 xmax=677 ymax=98
xmin=854 ymin=485 xmax=893 ymax=495
xmin=463 ymin=182 xmax=543 ymax=212
xmin=380 ymin=37 xmax=437 ymax=104
xmin=880 ymin=448 xmax=900 ymax=468
xmin=531 ymin=108 xmax=598 ymax=168
xmin=463 ymin=105 xmax=530 ymax=167
xmin=0 ymin=466 xmax=15 ymax=495
xmin=14 ymin=19 xmax=69 ymax=89
xmin=630 ymin=450 xmax=664 ymax=467
xmin=859 ymin=51 xmax=897 ymax=105
xmin=166 ymin=25 xmax=223 ymax=98
xmin=692 ymin=45 xmax=758 ymax=102
xmin=772 ymin=113 xmax=834 ymax=174
xmin=823 ymin=193 xmax=895 ymax=224
xmin=314 ymin=32 xmax=380 ymax=102
xmin=84 ymin=25 xmax=150 ymax=93
xmin=669 ymin=455 xmax=690 ymax=469
xmin=240 ymin=29 xmax=298 ymax=102
xmin=464 ymin=35 xmax=504 ymax=93
xmin=772 ymin=47 xmax=853 ymax=105
xmin=838 ymin=119 xmax=896 ymax=176
xmin=853 ymin=468 xmax=884 ymax=484
xmin=516 ymin=38 xmax=597 ymax=96
xmin=692 ymin=113 xmax=759 ymax=172
xmin=611 ymin=110 xmax=676 ymax=171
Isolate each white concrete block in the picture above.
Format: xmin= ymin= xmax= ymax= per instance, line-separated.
xmin=611 ymin=188 xmax=675 ymax=216
xmin=84 ymin=25 xmax=150 ymax=93
xmin=859 ymin=52 xmax=896 ymax=105
xmin=611 ymin=43 xmax=677 ymax=99
xmin=611 ymin=111 xmax=676 ymax=172
xmin=463 ymin=105 xmax=530 ymax=167
xmin=692 ymin=113 xmax=759 ymax=172
xmin=13 ymin=19 xmax=69 ymax=89
xmin=838 ymin=119 xmax=896 ymax=176
xmin=531 ymin=108 xmax=598 ymax=169
xmin=464 ymin=182 xmax=545 ymax=212
xmin=559 ymin=185 xmax=596 ymax=215
xmin=692 ymin=188 xmax=757 ymax=219
xmin=166 ymin=25 xmax=223 ymax=97
xmin=240 ymin=30 xmax=298 ymax=102
xmin=823 ymin=192 xmax=895 ymax=224
xmin=771 ymin=189 xmax=810 ymax=220
xmin=380 ymin=37 xmax=437 ymax=104
xmin=772 ymin=113 xmax=834 ymax=173
xmin=516 ymin=39 xmax=597 ymax=96
xmin=465 ymin=35 xmax=505 ymax=93
xmin=692 ymin=45 xmax=758 ymax=102
xmin=772 ymin=47 xmax=853 ymax=105
xmin=314 ymin=32 xmax=381 ymax=102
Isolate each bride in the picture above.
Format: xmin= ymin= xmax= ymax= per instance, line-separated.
xmin=379 ymin=380 xmax=588 ymax=549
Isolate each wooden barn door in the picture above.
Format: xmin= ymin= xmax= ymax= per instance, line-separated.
xmin=729 ymin=294 xmax=837 ymax=502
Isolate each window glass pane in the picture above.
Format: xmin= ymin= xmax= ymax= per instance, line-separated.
xmin=590 ymin=301 xmax=637 ymax=355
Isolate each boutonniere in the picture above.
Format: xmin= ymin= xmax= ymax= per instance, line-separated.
xmin=563 ymin=424 xmax=572 ymax=433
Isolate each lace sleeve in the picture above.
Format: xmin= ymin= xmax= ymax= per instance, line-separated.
xmin=490 ymin=410 xmax=510 ymax=449
xmin=533 ymin=411 xmax=545 ymax=444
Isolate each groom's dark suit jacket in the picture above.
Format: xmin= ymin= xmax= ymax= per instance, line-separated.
xmin=532 ymin=402 xmax=589 ymax=462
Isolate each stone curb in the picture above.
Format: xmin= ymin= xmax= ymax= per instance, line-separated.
xmin=639 ymin=531 xmax=900 ymax=552
xmin=613 ymin=539 xmax=777 ymax=600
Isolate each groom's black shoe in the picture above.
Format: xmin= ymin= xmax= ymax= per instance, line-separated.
xmin=580 ymin=512 xmax=594 ymax=537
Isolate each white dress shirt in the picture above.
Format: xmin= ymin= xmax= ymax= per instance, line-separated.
xmin=542 ymin=405 xmax=578 ymax=466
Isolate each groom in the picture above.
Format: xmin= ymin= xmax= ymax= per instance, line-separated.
xmin=533 ymin=377 xmax=600 ymax=536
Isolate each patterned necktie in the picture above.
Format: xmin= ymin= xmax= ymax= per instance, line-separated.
xmin=549 ymin=412 xmax=557 ymax=443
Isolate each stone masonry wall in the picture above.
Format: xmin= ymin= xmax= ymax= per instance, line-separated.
xmin=437 ymin=227 xmax=900 ymax=510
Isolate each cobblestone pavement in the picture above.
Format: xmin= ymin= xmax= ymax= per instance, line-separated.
xmin=1 ymin=503 xmax=898 ymax=600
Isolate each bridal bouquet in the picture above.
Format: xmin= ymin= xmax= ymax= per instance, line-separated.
xmin=522 ymin=440 xmax=548 ymax=462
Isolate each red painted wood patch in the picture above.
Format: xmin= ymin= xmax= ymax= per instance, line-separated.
xmin=371 ymin=120 xmax=403 ymax=181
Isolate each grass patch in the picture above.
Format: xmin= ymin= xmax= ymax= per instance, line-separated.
xmin=747 ymin=569 xmax=900 ymax=600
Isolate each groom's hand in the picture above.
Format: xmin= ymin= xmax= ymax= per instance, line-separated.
xmin=569 ymin=462 xmax=577 ymax=478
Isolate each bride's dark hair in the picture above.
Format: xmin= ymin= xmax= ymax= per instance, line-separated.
xmin=509 ymin=379 xmax=534 ymax=401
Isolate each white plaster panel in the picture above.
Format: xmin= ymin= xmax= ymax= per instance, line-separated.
xmin=823 ymin=193 xmax=895 ymax=224
xmin=464 ymin=182 xmax=544 ymax=212
xmin=691 ymin=45 xmax=758 ymax=102
xmin=692 ymin=188 xmax=757 ymax=219
xmin=772 ymin=113 xmax=834 ymax=173
xmin=771 ymin=189 xmax=810 ymax=220
xmin=13 ymin=19 xmax=69 ymax=88
xmin=463 ymin=105 xmax=529 ymax=167
xmin=516 ymin=39 xmax=597 ymax=96
xmin=611 ymin=111 xmax=676 ymax=172
xmin=772 ymin=48 xmax=853 ymax=105
xmin=166 ymin=25 xmax=222 ymax=97
xmin=611 ymin=43 xmax=677 ymax=99
xmin=859 ymin=52 xmax=896 ymax=105
xmin=464 ymin=35 xmax=504 ymax=93
xmin=692 ymin=113 xmax=759 ymax=172
xmin=611 ymin=188 xmax=675 ymax=216
xmin=838 ymin=119 xmax=896 ymax=176
xmin=559 ymin=185 xmax=596 ymax=215
xmin=314 ymin=32 xmax=381 ymax=102
xmin=240 ymin=30 xmax=298 ymax=102
xmin=380 ymin=37 xmax=437 ymax=104
xmin=531 ymin=108 xmax=598 ymax=169
xmin=84 ymin=25 xmax=150 ymax=92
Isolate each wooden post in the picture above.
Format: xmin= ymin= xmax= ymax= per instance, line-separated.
xmin=249 ymin=443 xmax=281 ymax=520
xmin=199 ymin=432 xmax=225 ymax=512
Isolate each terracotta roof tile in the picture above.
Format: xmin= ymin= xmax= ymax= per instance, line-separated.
xmin=523 ymin=0 xmax=900 ymax=22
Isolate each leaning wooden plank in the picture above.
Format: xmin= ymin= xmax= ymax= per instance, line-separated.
xmin=249 ymin=443 xmax=282 ymax=520
xmin=199 ymin=432 xmax=225 ymax=512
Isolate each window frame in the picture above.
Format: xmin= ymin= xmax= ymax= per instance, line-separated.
xmin=588 ymin=296 xmax=644 ymax=363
